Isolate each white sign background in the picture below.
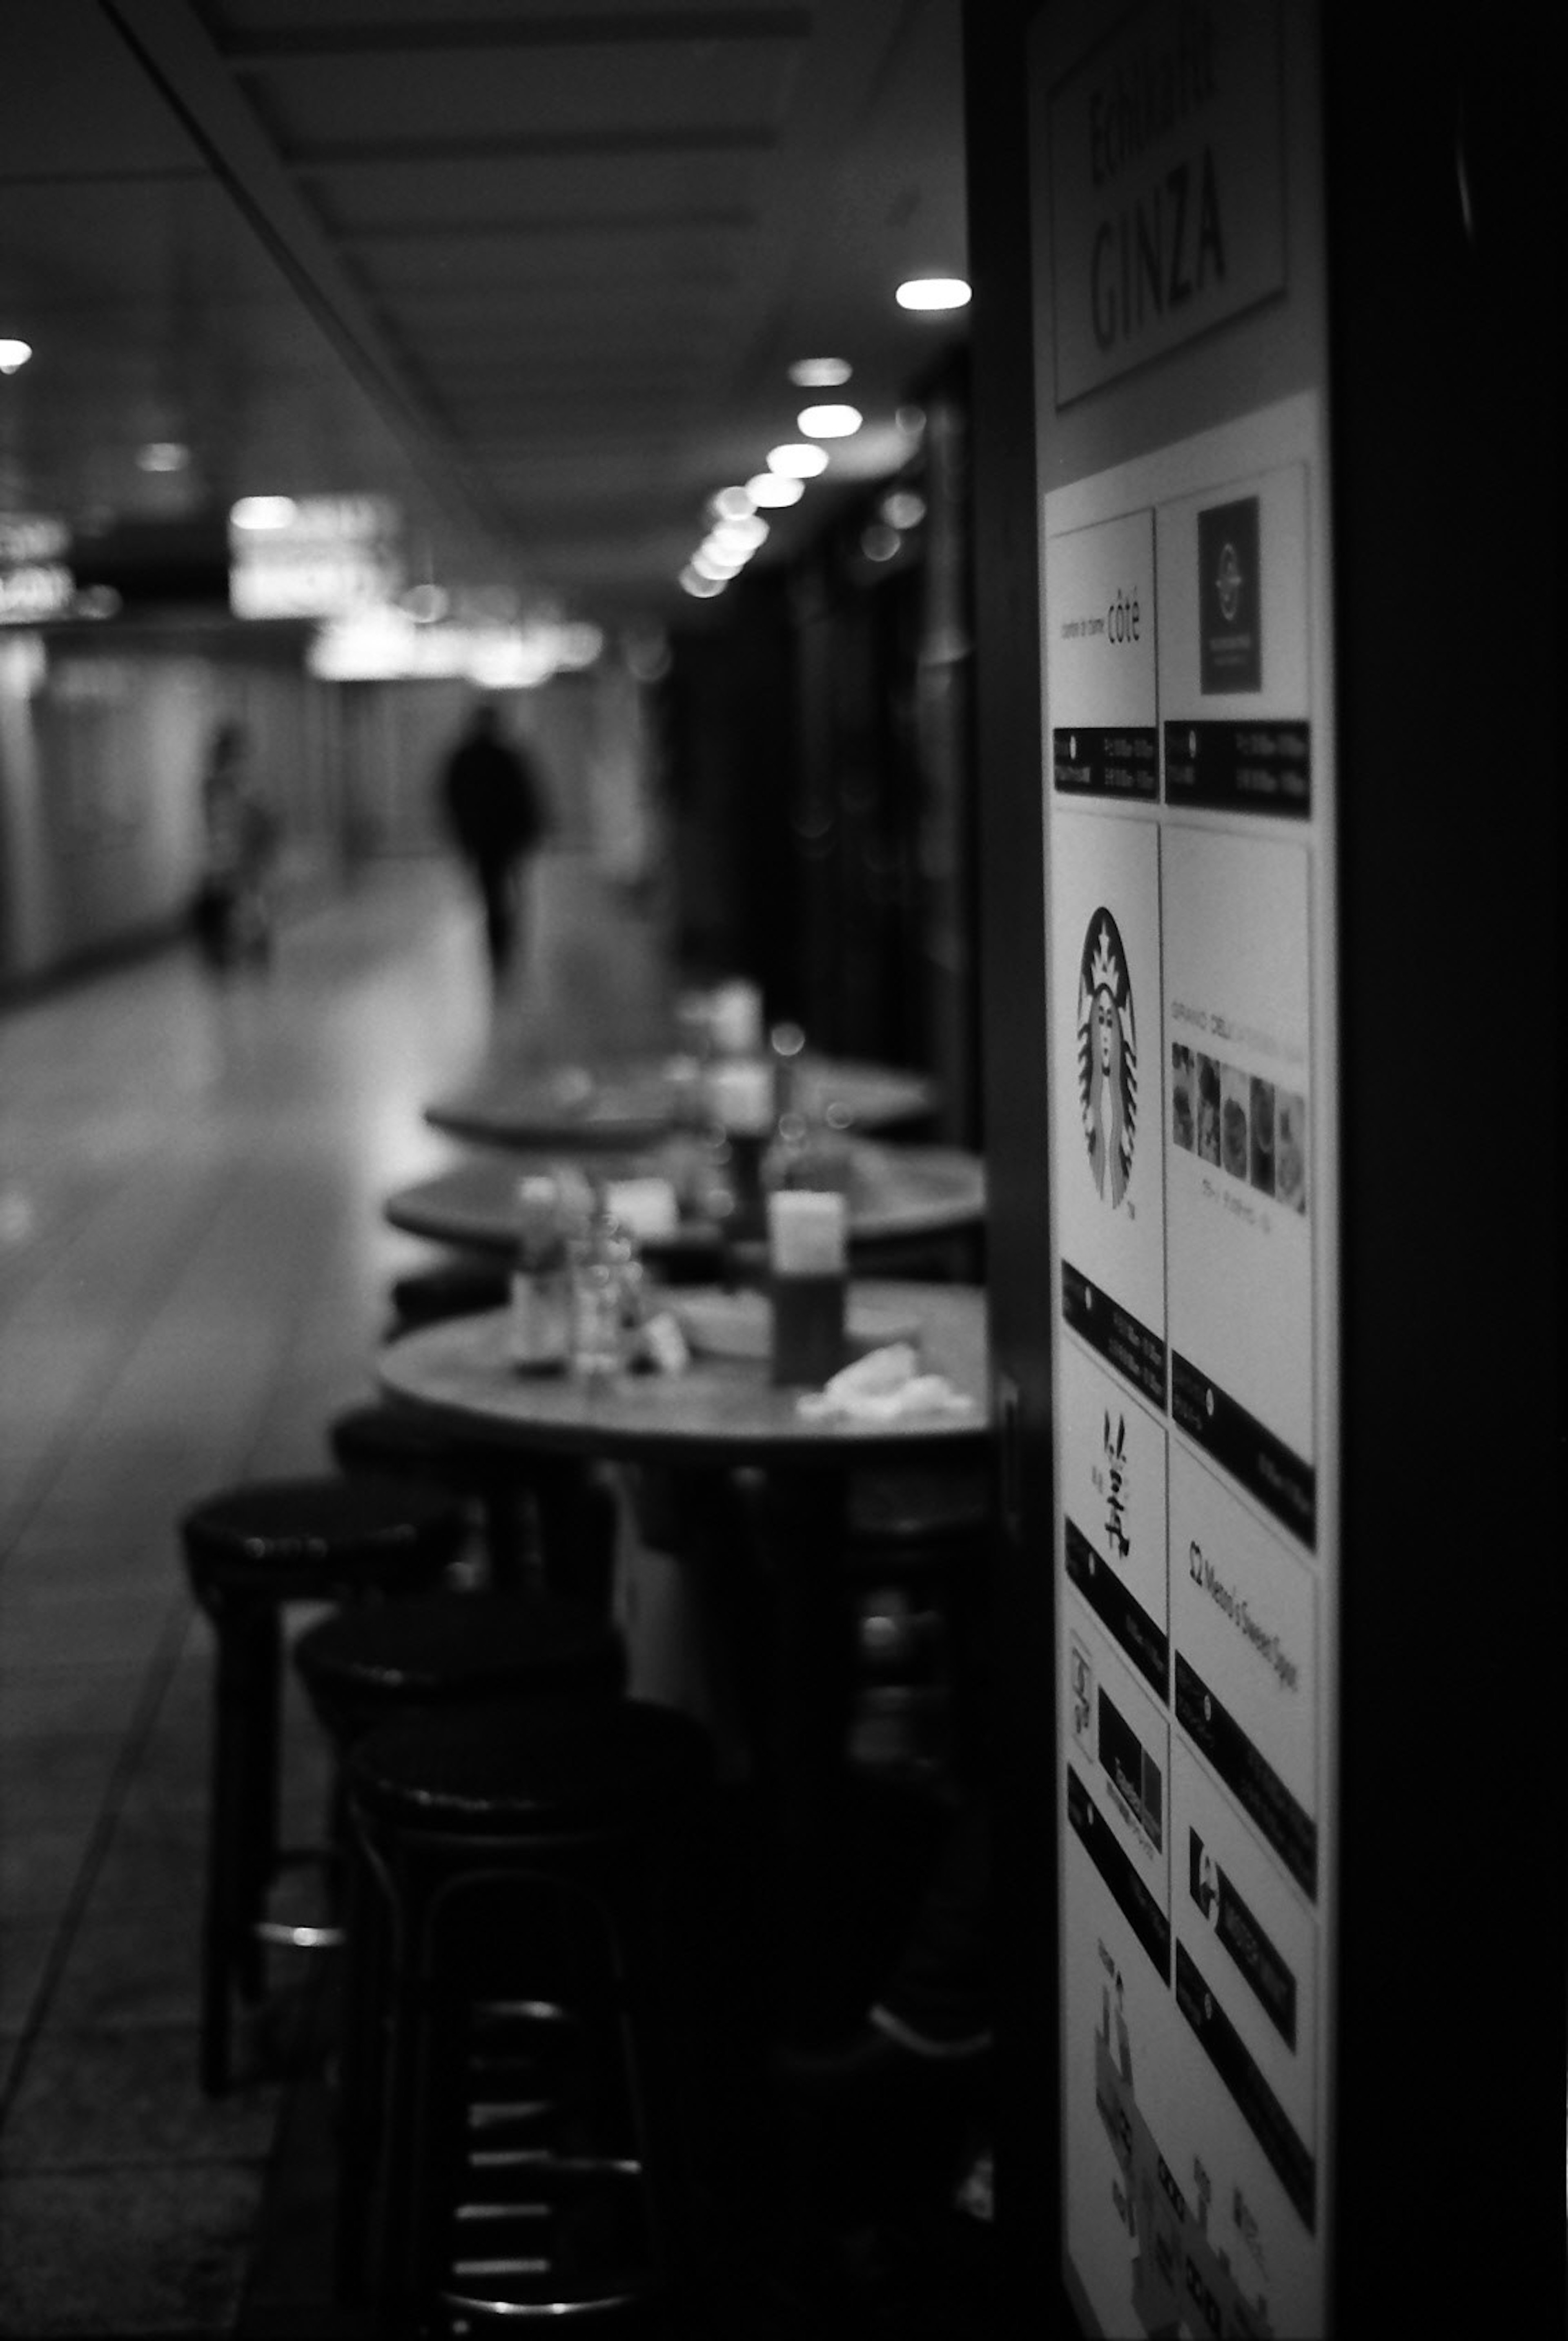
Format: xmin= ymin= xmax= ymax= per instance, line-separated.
xmin=1163 ymin=824 xmax=1314 ymax=1464
xmin=1045 ymin=508 xmax=1158 ymax=730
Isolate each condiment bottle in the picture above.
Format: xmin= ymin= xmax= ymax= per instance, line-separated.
xmin=509 ymin=1174 xmax=569 ymax=1369
xmin=567 ymin=1187 xmax=637 ymax=1381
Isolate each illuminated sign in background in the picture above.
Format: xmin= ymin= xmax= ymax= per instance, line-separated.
xmin=228 ymin=494 xmax=404 ymax=619
xmin=0 ymin=514 xmax=74 ymax=624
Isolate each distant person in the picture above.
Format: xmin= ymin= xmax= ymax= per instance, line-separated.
xmin=192 ymin=720 xmax=279 ymax=975
xmin=437 ymin=698 xmax=550 ymax=991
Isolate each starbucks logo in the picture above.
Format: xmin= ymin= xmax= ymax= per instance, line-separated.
xmin=1076 ymin=908 xmax=1137 ymax=1209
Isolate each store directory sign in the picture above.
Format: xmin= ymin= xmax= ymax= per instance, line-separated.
xmin=1043 ymin=391 xmax=1338 ymax=2337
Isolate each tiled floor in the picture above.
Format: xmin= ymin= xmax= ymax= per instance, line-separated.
xmin=0 ymin=854 xmax=675 ymax=2335
xmin=0 ymin=855 xmax=994 ymax=2337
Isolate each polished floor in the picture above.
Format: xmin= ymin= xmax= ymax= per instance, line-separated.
xmin=0 ymin=856 xmax=993 ymax=2338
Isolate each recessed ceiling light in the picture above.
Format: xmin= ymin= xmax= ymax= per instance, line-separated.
xmin=766 ymin=443 xmax=830 ymax=480
xmin=137 ymin=441 xmax=190 ymax=474
xmin=710 ymin=485 xmax=755 ymax=521
xmin=746 ymin=473 xmax=804 ymax=509
xmin=880 ymin=490 xmax=926 ymax=530
xmin=788 ymin=356 xmax=852 ymax=388
xmin=895 ymin=277 xmax=971 ymax=312
xmin=711 ymin=515 xmax=768 ymax=555
xmin=229 ymin=495 xmax=298 ymax=531
xmin=796 ymin=403 xmax=862 ymax=439
xmin=0 ymin=339 xmax=33 ymax=374
xmin=679 ymin=564 xmax=726 ymax=598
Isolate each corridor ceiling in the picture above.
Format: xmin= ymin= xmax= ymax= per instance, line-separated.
xmin=0 ymin=0 xmax=969 ymax=626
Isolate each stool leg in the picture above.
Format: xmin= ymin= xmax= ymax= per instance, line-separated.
xmin=235 ymin=1608 xmax=283 ymax=2004
xmin=333 ymin=1824 xmax=389 ymax=2304
xmin=200 ymin=1610 xmax=259 ymax=2094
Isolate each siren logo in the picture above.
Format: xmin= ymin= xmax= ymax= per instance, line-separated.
xmin=1077 ymin=908 xmax=1138 ymax=1209
xmin=1215 ymin=539 xmax=1243 ymax=623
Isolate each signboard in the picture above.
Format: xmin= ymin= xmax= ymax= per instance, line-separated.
xmin=228 ymin=494 xmax=403 ymax=620
xmin=1047 ymin=0 xmax=1287 ymax=404
xmin=1044 ymin=392 xmax=1336 ymax=2337
xmin=0 ymin=513 xmax=73 ymax=624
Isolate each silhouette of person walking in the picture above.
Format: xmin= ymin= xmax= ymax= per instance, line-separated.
xmin=437 ymin=698 xmax=549 ymax=992
xmin=192 ymin=720 xmax=280 ymax=976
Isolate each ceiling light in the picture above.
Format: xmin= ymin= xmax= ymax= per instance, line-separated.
xmin=400 ymin=583 xmax=449 ymax=624
xmin=679 ymin=565 xmax=726 ymax=598
xmin=0 ymin=339 xmax=32 ymax=374
xmin=796 ymin=403 xmax=862 ymax=439
xmin=767 ymin=443 xmax=830 ymax=480
xmin=711 ymin=514 xmax=768 ymax=555
xmin=693 ymin=544 xmax=743 ymax=580
xmin=137 ymin=441 xmax=189 ymax=474
xmin=229 ymin=495 xmax=298 ymax=531
xmin=710 ymin=486 xmax=754 ymax=521
xmin=746 ymin=473 xmax=804 ymax=510
xmin=788 ymin=356 xmax=852 ymax=388
xmin=895 ymin=277 xmax=971 ymax=312
xmin=860 ymin=523 xmax=901 ymax=563
xmin=880 ymin=490 xmax=926 ymax=530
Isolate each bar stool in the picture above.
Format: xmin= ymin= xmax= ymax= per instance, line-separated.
xmin=327 ymin=1397 xmax=531 ymax=1588
xmin=330 ymin=1397 xmax=621 ymax=1619
xmin=844 ymin=1460 xmax=993 ymax=1790
xmin=345 ymin=1698 xmax=714 ymax=2332
xmin=180 ymin=1474 xmax=469 ymax=2096
xmin=293 ymin=1588 xmax=628 ymax=2298
xmin=386 ymin=1256 xmax=509 ymax=1336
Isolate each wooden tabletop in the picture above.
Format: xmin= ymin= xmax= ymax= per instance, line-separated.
xmin=383 ymin=1141 xmax=986 ymax=1261
xmin=424 ymin=1052 xmax=938 ymax=1149
xmin=378 ymin=1281 xmax=991 ymax=1469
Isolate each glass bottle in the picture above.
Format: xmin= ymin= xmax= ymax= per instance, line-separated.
xmin=567 ymin=1188 xmax=637 ymax=1381
xmin=508 ymin=1173 xmax=569 ymax=1369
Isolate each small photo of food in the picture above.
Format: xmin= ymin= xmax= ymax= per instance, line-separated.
xmin=1220 ymin=1064 xmax=1250 ymax=1181
xmin=1249 ymin=1075 xmax=1276 ymax=1195
xmin=1275 ymin=1090 xmax=1307 ymax=1214
xmin=1171 ymin=1044 xmax=1194 ymax=1151
xmin=1196 ymin=1056 xmax=1221 ymax=1165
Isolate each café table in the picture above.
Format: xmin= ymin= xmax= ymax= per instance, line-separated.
xmin=382 ymin=1140 xmax=987 ymax=1270
xmin=423 ymin=1051 xmax=938 ymax=1150
xmin=376 ymin=1281 xmax=991 ymax=1887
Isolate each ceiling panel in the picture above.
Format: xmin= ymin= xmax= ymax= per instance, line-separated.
xmin=1 ymin=0 xmax=968 ymax=624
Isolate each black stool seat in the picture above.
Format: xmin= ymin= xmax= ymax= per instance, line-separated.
xmin=295 ymin=1590 xmax=625 ymax=1746
xmin=345 ymin=1700 xmax=714 ymax=2327
xmin=350 ymin=1695 xmax=709 ymax=1832
xmin=180 ymin=1474 xmax=468 ymax=2096
xmin=183 ymin=1475 xmax=468 ymax=1605
xmin=327 ymin=1397 xmax=482 ymax=1487
xmin=387 ymin=1257 xmax=508 ymax=1332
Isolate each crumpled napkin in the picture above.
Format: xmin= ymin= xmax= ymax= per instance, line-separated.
xmin=795 ymin=1341 xmax=977 ymax=1423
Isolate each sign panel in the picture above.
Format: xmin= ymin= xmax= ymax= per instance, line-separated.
xmin=1047 ymin=0 xmax=1287 ymax=404
xmin=1049 ymin=808 xmax=1167 ymax=1407
xmin=1061 ymin=1342 xmax=1170 ymax=1698
xmin=1046 ymin=510 xmax=1158 ymax=798
xmin=1163 ymin=824 xmax=1315 ymax=1540
xmin=1044 ymin=392 xmax=1335 ymax=2337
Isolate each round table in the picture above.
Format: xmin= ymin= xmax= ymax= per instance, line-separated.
xmin=379 ymin=1283 xmax=992 ymax=1911
xmin=383 ymin=1142 xmax=986 ymax=1267
xmin=377 ymin=1282 xmax=989 ymax=1468
xmin=423 ymin=1053 xmax=938 ymax=1150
